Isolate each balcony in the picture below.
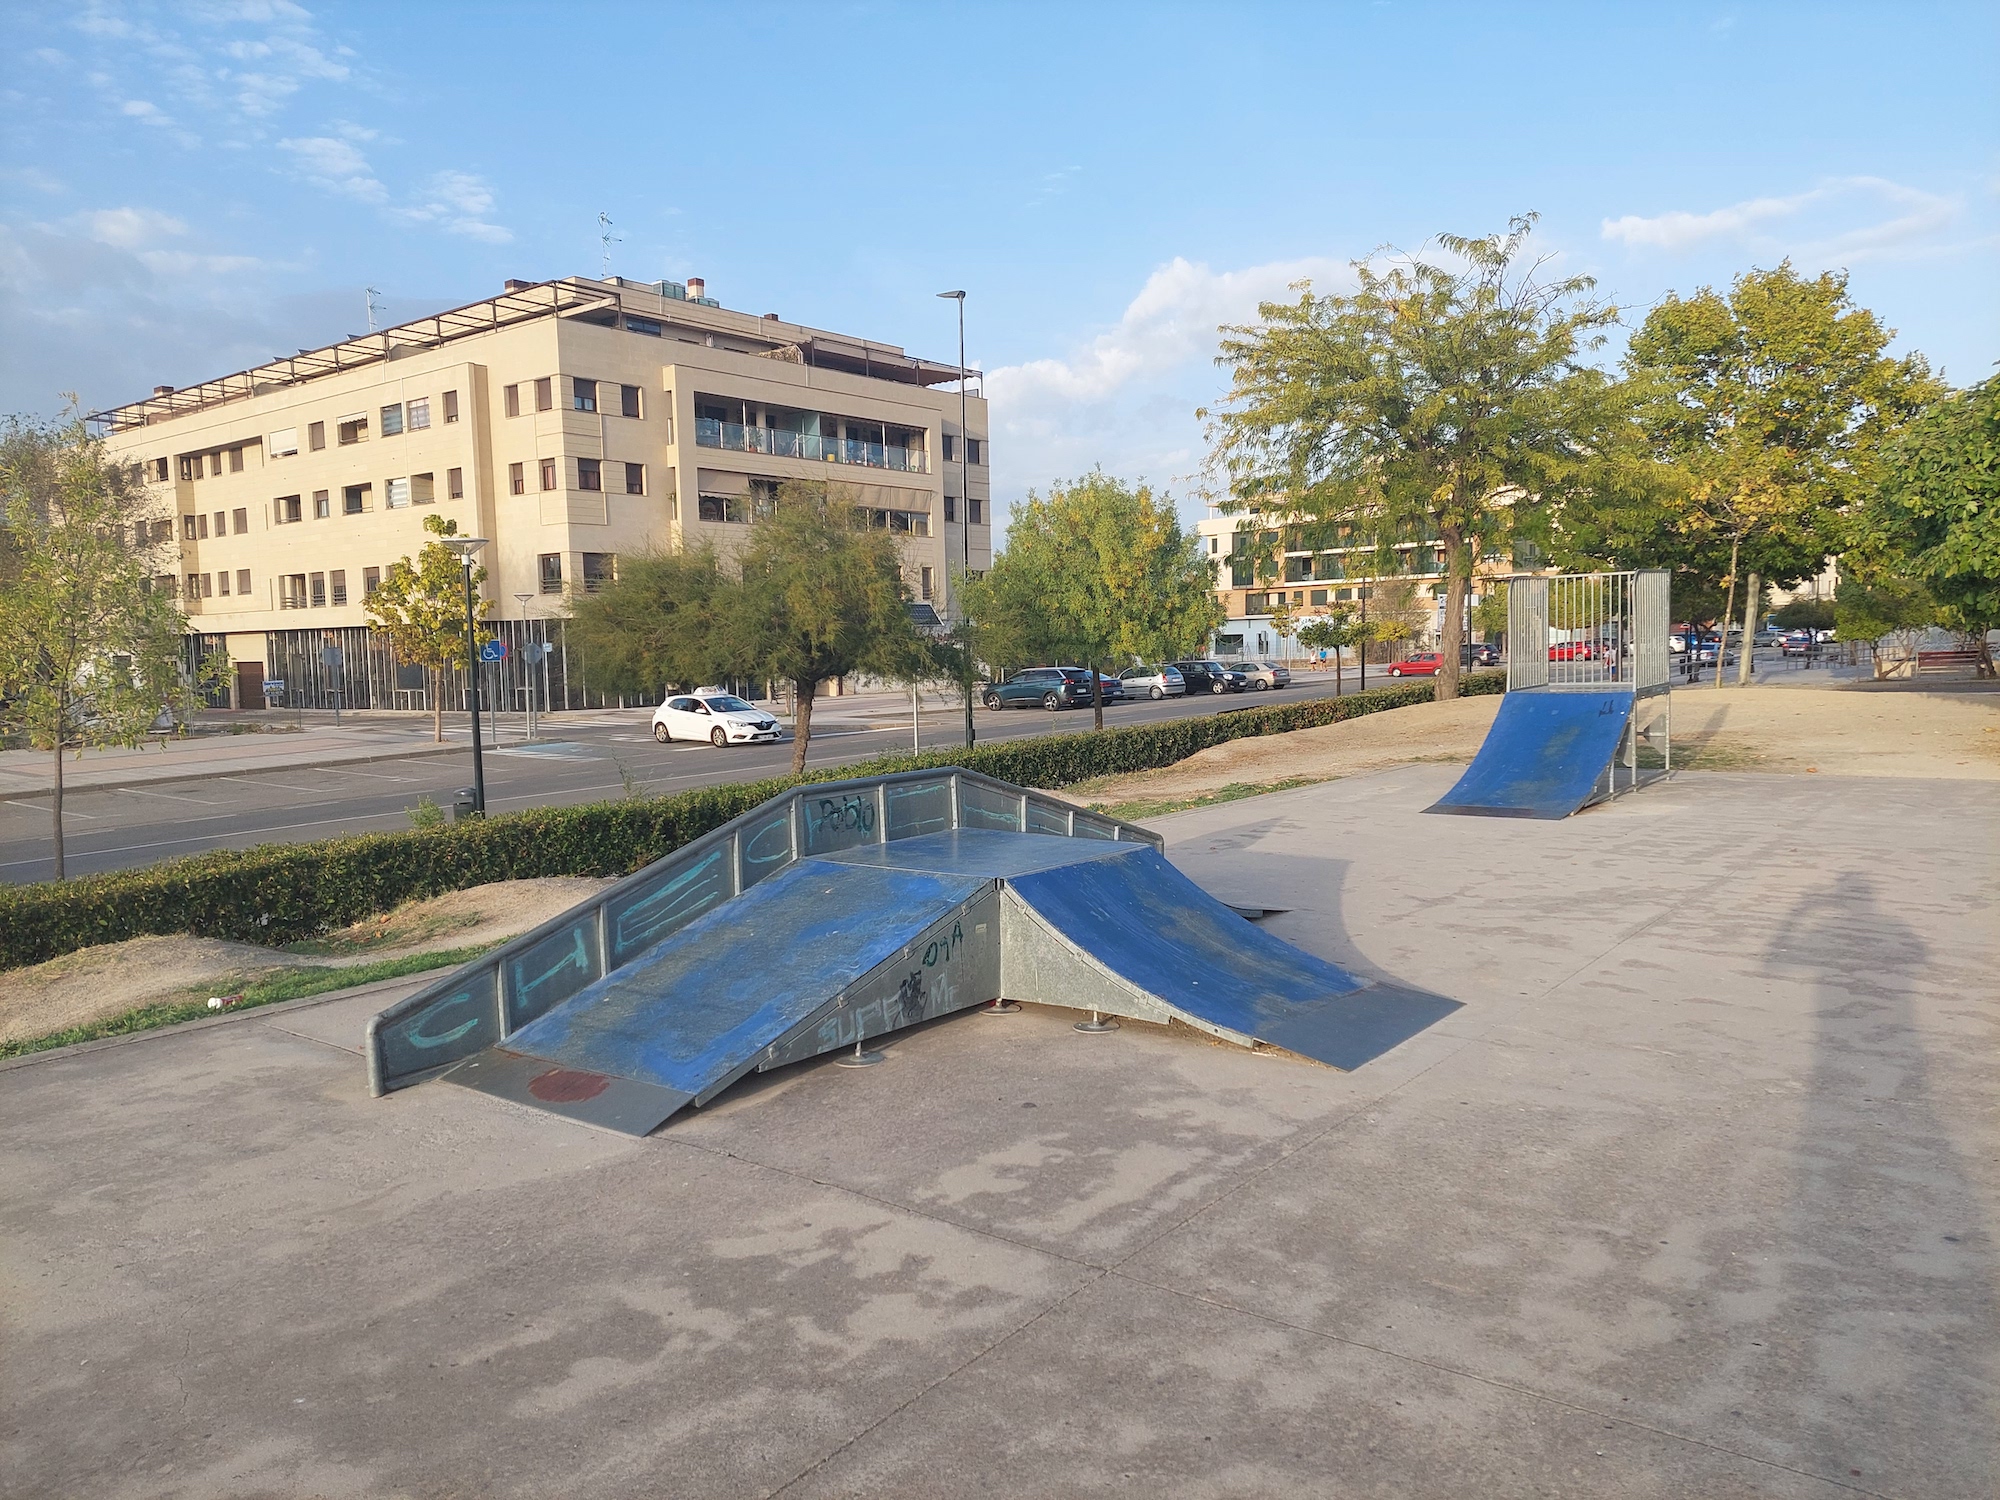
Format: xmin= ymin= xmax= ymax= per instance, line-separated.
xmin=694 ymin=418 xmax=930 ymax=474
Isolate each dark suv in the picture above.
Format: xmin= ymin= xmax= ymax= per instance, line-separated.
xmin=1462 ymin=642 xmax=1500 ymax=667
xmin=1171 ymin=659 xmax=1249 ymax=695
xmin=982 ymin=667 xmax=1097 ymax=710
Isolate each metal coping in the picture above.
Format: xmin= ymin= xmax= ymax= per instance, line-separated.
xmin=364 ymin=768 xmax=1164 ymax=1096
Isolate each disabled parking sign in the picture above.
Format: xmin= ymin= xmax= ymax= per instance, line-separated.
xmin=479 ymin=639 xmax=509 ymax=663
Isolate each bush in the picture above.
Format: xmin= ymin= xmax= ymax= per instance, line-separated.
xmin=0 ymin=674 xmax=1503 ymax=970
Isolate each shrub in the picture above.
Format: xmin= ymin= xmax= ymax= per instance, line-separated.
xmin=0 ymin=674 xmax=1503 ymax=970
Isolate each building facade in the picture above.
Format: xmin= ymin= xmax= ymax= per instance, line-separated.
xmin=92 ymin=275 xmax=990 ymax=708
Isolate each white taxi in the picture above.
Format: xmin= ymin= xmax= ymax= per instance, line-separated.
xmin=651 ymin=692 xmax=784 ymax=747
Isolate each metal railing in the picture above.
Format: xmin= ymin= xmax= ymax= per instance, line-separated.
xmin=365 ymin=768 xmax=1164 ymax=1096
xmin=1507 ymin=570 xmax=1670 ymax=696
xmin=693 ymin=418 xmax=930 ymax=473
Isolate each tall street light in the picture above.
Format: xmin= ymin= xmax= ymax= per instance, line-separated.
xmin=513 ymin=591 xmax=536 ymax=742
xmin=937 ymin=289 xmax=974 ymax=750
xmin=441 ymin=535 xmax=490 ymax=814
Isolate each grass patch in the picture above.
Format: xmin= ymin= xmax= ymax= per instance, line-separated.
xmin=0 ymin=942 xmax=498 ymax=1061
xmin=1670 ymin=739 xmax=1772 ymax=771
xmin=1090 ymin=776 xmax=1328 ymax=822
xmin=284 ymin=905 xmax=483 ymax=957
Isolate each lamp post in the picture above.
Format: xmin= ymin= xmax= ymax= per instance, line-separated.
xmin=513 ymin=591 xmax=535 ymax=742
xmin=937 ymin=289 xmax=974 ymax=750
xmin=442 ymin=536 xmax=490 ymax=814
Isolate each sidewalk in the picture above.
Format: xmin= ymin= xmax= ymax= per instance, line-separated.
xmin=0 ymin=722 xmax=462 ymax=800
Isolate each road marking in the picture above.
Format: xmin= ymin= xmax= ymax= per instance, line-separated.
xmin=118 ymin=787 xmax=224 ymax=805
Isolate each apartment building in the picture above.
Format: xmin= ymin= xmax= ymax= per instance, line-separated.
xmin=91 ymin=275 xmax=990 ymax=708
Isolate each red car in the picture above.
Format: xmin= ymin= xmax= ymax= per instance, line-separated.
xmin=1548 ymin=642 xmax=1597 ymax=661
xmin=1387 ymin=652 xmax=1442 ymax=677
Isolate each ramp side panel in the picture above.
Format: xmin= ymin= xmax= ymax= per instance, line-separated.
xmin=1427 ymin=690 xmax=1634 ymax=820
xmin=499 ymin=861 xmax=990 ymax=1100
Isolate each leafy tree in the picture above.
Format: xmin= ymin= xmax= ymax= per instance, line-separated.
xmin=1856 ymin=375 xmax=2000 ymax=674
xmin=1770 ymin=596 xmax=1835 ymax=632
xmin=1835 ymin=576 xmax=1933 ymax=676
xmin=1205 ymin=214 xmax=1617 ymax=702
xmin=1609 ymin=262 xmax=1943 ymax=686
xmin=1471 ymin=583 xmax=1509 ymax=644
xmin=0 ymin=414 xmax=187 ymax=878
xmin=965 ymin=471 xmax=1221 ymax=730
xmin=366 ymin=512 xmax=490 ymax=742
xmin=733 ymin=480 xmax=922 ymax=773
xmin=1296 ymin=606 xmax=1367 ymax=692
xmin=1365 ymin=577 xmax=1425 ymax=661
xmin=1266 ymin=596 xmax=1298 ymax=657
xmin=567 ymin=546 xmax=738 ymax=696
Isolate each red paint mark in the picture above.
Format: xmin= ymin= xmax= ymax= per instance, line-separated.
xmin=528 ymin=1067 xmax=611 ymax=1103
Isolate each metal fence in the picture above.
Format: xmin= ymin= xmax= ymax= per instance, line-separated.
xmin=1506 ymin=570 xmax=1670 ymax=696
xmin=364 ymin=767 xmax=1166 ymax=1096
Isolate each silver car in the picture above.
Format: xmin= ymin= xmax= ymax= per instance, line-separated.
xmin=1239 ymin=661 xmax=1292 ymax=690
xmin=1117 ymin=664 xmax=1187 ymax=700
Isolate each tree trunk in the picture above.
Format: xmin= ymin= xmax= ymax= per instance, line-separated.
xmin=792 ymin=677 xmax=816 ymax=775
xmin=50 ymin=735 xmax=65 ymax=882
xmin=1091 ymin=657 xmax=1104 ymax=731
xmin=1436 ymin=535 xmax=1467 ymax=702
xmin=432 ymin=666 xmax=444 ymax=743
xmin=1713 ymin=536 xmax=1740 ymax=690
xmin=1735 ymin=571 xmax=1760 ymax=686
xmin=1334 ymin=646 xmax=1343 ymax=696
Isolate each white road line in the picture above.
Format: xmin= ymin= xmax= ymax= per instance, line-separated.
xmin=118 ymin=787 xmax=224 ymax=805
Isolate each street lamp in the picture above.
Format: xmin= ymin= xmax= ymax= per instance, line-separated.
xmin=937 ymin=289 xmax=973 ymax=750
xmin=441 ymin=536 xmax=489 ymax=814
xmin=513 ymin=591 xmax=535 ymax=742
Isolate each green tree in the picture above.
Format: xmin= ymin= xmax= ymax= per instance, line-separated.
xmin=366 ymin=512 xmax=490 ymax=742
xmin=965 ymin=471 xmax=1221 ymax=730
xmin=567 ymin=545 xmax=738 ymax=696
xmin=1366 ymin=577 xmax=1425 ymax=661
xmin=1205 ymin=214 xmax=1617 ymax=703
xmin=1856 ymin=375 xmax=2000 ymax=674
xmin=1612 ymin=262 xmax=1943 ymax=686
xmin=0 ymin=414 xmax=188 ymax=878
xmin=1471 ymin=583 xmax=1509 ymax=645
xmin=1296 ymin=606 xmax=1367 ymax=693
xmin=733 ymin=480 xmax=923 ymax=773
xmin=1835 ymin=576 xmax=1934 ymax=676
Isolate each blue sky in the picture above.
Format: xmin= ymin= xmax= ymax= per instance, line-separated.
xmin=3 ymin=1 xmax=1995 ymax=520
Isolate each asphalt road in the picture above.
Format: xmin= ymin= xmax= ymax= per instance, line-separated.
xmin=0 ymin=675 xmax=1377 ymax=883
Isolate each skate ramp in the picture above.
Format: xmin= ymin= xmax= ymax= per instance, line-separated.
xmin=1427 ymin=689 xmax=1635 ymax=820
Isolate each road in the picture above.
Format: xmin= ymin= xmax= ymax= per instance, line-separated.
xmin=0 ymin=675 xmax=1378 ymax=883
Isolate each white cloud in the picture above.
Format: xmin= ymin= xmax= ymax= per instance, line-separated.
xmin=1602 ymin=176 xmax=1962 ymax=263
xmin=396 ymin=171 xmax=513 ymax=243
xmin=278 ymin=134 xmax=386 ymax=201
xmin=75 ymin=206 xmax=189 ymax=249
xmin=121 ymin=98 xmax=172 ymax=125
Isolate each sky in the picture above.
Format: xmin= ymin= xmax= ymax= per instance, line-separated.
xmin=3 ymin=0 xmax=1996 ymax=525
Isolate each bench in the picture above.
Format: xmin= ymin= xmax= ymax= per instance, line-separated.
xmin=1916 ymin=649 xmax=1986 ymax=674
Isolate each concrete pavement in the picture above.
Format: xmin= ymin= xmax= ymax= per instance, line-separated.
xmin=2 ymin=765 xmax=1992 ymax=1497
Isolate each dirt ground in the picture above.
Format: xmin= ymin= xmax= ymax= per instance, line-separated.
xmin=1075 ymin=682 xmax=2000 ymax=813
xmin=0 ymin=876 xmax=612 ymax=1046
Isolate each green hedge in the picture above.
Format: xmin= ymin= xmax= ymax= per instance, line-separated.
xmin=0 ymin=673 xmax=1503 ymax=970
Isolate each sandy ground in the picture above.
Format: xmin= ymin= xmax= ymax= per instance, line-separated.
xmin=0 ymin=876 xmax=612 ymax=1045
xmin=1076 ymin=682 xmax=2000 ymax=810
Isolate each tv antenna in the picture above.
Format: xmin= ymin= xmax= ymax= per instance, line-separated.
xmin=365 ymin=286 xmax=384 ymax=332
xmin=597 ymin=212 xmax=620 ymax=279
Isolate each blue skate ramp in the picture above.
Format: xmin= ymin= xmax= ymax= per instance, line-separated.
xmin=1427 ymin=689 xmax=1634 ymax=820
xmin=1002 ymin=845 xmax=1462 ymax=1071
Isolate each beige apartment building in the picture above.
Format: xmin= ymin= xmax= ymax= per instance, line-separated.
xmin=92 ymin=274 xmax=990 ymax=709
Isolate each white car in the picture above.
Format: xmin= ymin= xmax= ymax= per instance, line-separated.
xmin=652 ymin=692 xmax=783 ymax=747
xmin=1117 ymin=664 xmax=1187 ymax=700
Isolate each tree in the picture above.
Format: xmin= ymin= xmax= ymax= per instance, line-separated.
xmin=1296 ymin=606 xmax=1367 ymax=693
xmin=1471 ymin=583 xmax=1509 ymax=645
xmin=733 ymin=480 xmax=923 ymax=773
xmin=1856 ymin=375 xmax=2000 ymax=674
xmin=1205 ymin=214 xmax=1617 ymax=703
xmin=1835 ymin=576 xmax=1934 ymax=676
xmin=1366 ymin=577 xmax=1425 ymax=661
xmin=965 ymin=471 xmax=1221 ymax=730
xmin=0 ymin=414 xmax=187 ymax=879
xmin=567 ymin=546 xmax=738 ymax=696
xmin=1771 ymin=596 xmax=1835 ymax=632
xmin=366 ymin=512 xmax=490 ymax=742
xmin=1615 ymin=262 xmax=1943 ymax=686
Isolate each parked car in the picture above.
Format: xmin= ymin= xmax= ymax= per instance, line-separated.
xmin=1118 ymin=664 xmax=1187 ymax=700
xmin=1171 ymin=659 xmax=1250 ymax=694
xmin=1548 ymin=641 xmax=1597 ymax=661
xmin=1094 ymin=671 xmax=1126 ymax=702
xmin=652 ymin=692 xmax=783 ymax=747
xmin=1239 ymin=661 xmax=1292 ymax=690
xmin=1754 ymin=627 xmax=1787 ymax=648
xmin=982 ymin=666 xmax=1097 ymax=710
xmin=1387 ymin=652 xmax=1442 ymax=677
xmin=1463 ymin=642 xmax=1500 ymax=667
xmin=1780 ymin=630 xmax=1816 ymax=657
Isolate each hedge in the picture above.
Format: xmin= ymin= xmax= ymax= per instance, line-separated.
xmin=0 ymin=672 xmax=1503 ymax=971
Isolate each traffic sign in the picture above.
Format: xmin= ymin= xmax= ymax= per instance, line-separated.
xmin=479 ymin=639 xmax=509 ymax=663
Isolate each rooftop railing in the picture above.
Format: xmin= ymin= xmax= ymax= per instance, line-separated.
xmin=694 ymin=418 xmax=929 ymax=473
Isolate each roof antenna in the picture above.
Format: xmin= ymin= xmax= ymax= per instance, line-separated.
xmin=597 ymin=212 xmax=620 ymax=279
xmin=364 ymin=286 xmax=383 ymax=332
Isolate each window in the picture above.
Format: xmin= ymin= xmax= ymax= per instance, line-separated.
xmin=1209 ymin=537 xmax=1218 ymax=554
xmin=270 ymin=428 xmax=298 ymax=457
xmin=503 ymin=384 xmax=520 ymax=418
xmin=412 ymin=473 xmax=435 ymax=504
xmin=216 ymin=570 xmax=229 ymax=596
xmin=310 ymin=572 xmax=326 ymax=607
xmin=312 ymin=490 xmax=329 ymax=520
xmin=442 ymin=389 xmax=459 ymax=423
xmin=577 ymin=458 xmax=601 ymax=491
xmin=1335 ymin=587 xmax=1354 ymax=602
xmin=920 ymin=566 xmax=933 ymax=602
xmin=153 ymin=519 xmax=173 ymax=543
xmin=447 ymin=467 xmax=464 ymax=499
xmin=330 ymin=570 xmax=348 ymax=606
xmin=237 ymin=568 xmax=251 ymax=595
xmin=407 ymin=397 xmax=430 ymax=431
xmin=132 ymin=521 xmax=148 ymax=549
xmin=861 ymin=508 xmax=931 ymax=536
xmin=1310 ymin=589 xmax=1328 ymax=606
xmin=943 ymin=497 xmax=956 ymax=523
xmin=282 ymin=573 xmax=307 ymax=609
xmin=232 ymin=507 xmax=248 ymax=534
xmin=581 ymin=553 xmax=616 ymax=593
xmin=386 ymin=477 xmax=411 ymax=509
xmin=343 ymin=483 xmax=369 ymax=515
xmin=540 ymin=458 xmax=557 ymax=491
xmin=212 ymin=511 xmax=225 ymax=536
xmin=620 ymin=384 xmax=641 ymax=418
xmin=363 ymin=566 xmax=381 ymax=597
xmin=380 ymin=403 xmax=405 ymax=437
xmin=186 ymin=572 xmax=201 ymax=597
xmin=308 ymin=421 xmax=326 ymax=451
xmin=194 ymin=513 xmax=209 ymax=539
xmin=228 ymin=448 xmax=244 ymax=473
xmin=698 ymin=494 xmax=751 ymax=523
xmin=337 ymin=415 xmax=367 ymax=445
xmin=153 ymin=457 xmax=169 ymax=481
xmin=276 ymin=495 xmax=303 ymax=525
xmin=538 ymin=552 xmax=564 ymax=594
xmin=572 ymin=377 xmax=597 ymax=413
xmin=509 ymin=462 xmax=525 ymax=495
xmin=967 ymin=498 xmax=984 ymax=524
xmin=966 ymin=439 xmax=982 ymax=465
xmin=625 ymin=315 xmax=662 ymax=337
xmin=179 ymin=456 xmax=197 ymax=481
xmin=942 ymin=434 xmax=956 ymax=463
xmin=534 ymin=377 xmax=553 ymax=411
xmin=624 ymin=462 xmax=645 ymax=495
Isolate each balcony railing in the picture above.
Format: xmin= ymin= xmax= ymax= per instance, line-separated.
xmin=694 ymin=418 xmax=930 ymax=474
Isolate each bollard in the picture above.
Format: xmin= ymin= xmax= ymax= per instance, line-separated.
xmin=453 ymin=787 xmax=479 ymax=822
